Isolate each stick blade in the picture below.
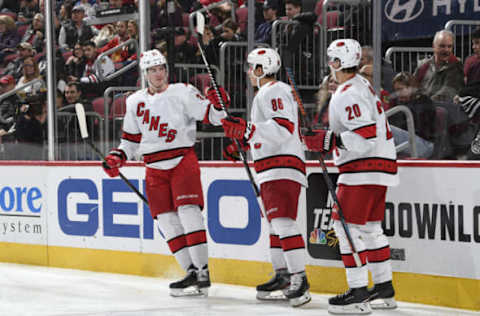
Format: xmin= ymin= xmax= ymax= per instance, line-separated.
xmin=75 ymin=103 xmax=89 ymax=139
xmin=195 ymin=12 xmax=205 ymax=35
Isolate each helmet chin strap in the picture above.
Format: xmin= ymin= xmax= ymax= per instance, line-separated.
xmin=254 ymin=71 xmax=267 ymax=88
xmin=329 ymin=64 xmax=341 ymax=83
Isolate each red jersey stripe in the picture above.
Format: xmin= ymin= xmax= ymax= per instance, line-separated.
xmin=121 ymin=131 xmax=142 ymax=143
xmin=353 ymin=124 xmax=376 ymax=139
xmin=273 ymin=117 xmax=295 ymax=134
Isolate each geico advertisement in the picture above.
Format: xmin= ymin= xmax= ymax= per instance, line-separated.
xmin=306 ymin=167 xmax=480 ymax=280
xmin=0 ymin=166 xmax=47 ymax=244
xmin=45 ymin=166 xmax=271 ymax=261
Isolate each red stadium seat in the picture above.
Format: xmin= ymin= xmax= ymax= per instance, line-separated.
xmin=111 ymin=94 xmax=128 ymax=117
xmin=235 ymin=6 xmax=248 ymax=34
xmin=92 ymin=97 xmax=106 ymax=118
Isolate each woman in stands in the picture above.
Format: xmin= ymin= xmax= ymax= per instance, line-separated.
xmin=16 ymin=56 xmax=46 ymax=100
xmin=0 ymin=15 xmax=20 ymax=62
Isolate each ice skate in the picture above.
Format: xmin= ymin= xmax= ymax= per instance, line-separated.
xmin=368 ymin=280 xmax=397 ymax=309
xmin=256 ymin=268 xmax=290 ymax=301
xmin=196 ymin=265 xmax=211 ymax=297
xmin=284 ymin=271 xmax=311 ymax=307
xmin=169 ymin=264 xmax=205 ymax=297
xmin=328 ymin=287 xmax=372 ymax=315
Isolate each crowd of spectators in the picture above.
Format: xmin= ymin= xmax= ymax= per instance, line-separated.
xmin=1 ymin=0 xmax=480 ymax=161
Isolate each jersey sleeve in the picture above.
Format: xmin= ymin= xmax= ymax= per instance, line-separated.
xmin=118 ymin=94 xmax=141 ymax=160
xmin=333 ymin=90 xmax=376 ymax=154
xmin=249 ymin=85 xmax=298 ymax=145
xmin=183 ymin=84 xmax=226 ymax=125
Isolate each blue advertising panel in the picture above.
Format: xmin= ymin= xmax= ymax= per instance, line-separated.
xmin=382 ymin=0 xmax=480 ymax=41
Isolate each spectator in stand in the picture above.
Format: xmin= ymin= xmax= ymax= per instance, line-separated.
xmin=58 ymin=4 xmax=98 ymax=51
xmin=153 ymin=0 xmax=183 ymax=29
xmin=20 ymin=13 xmax=44 ymax=53
xmin=65 ymin=42 xmax=86 ymax=80
xmin=126 ymin=19 xmax=138 ymax=52
xmin=63 ymin=81 xmax=92 ymax=110
xmin=464 ymin=28 xmax=480 ymax=85
xmin=360 ymin=45 xmax=396 ymax=93
xmin=414 ymin=29 xmax=464 ymax=103
xmin=314 ymin=74 xmax=338 ymax=129
xmin=15 ymin=93 xmax=47 ymax=160
xmin=69 ymin=40 xmax=114 ymax=101
xmin=3 ymin=42 xmax=35 ymax=80
xmin=0 ymin=15 xmax=20 ymax=61
xmin=58 ymin=0 xmax=73 ymax=25
xmin=98 ymin=21 xmax=129 ymax=62
xmin=254 ymin=0 xmax=279 ymax=45
xmin=389 ymin=72 xmax=436 ymax=159
xmin=58 ymin=81 xmax=95 ymax=146
xmin=282 ymin=0 xmax=316 ymax=82
xmin=285 ymin=0 xmax=301 ymax=20
xmin=17 ymin=0 xmax=39 ymax=26
xmin=68 ymin=41 xmax=114 ymax=84
xmin=0 ymin=74 xmax=19 ymax=159
xmin=172 ymin=26 xmax=197 ymax=64
xmin=92 ymin=23 xmax=116 ymax=48
xmin=202 ymin=19 xmax=242 ymax=66
xmin=16 ymin=56 xmax=46 ymax=99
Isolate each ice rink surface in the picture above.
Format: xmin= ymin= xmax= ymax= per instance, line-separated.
xmin=0 ymin=263 xmax=477 ymax=316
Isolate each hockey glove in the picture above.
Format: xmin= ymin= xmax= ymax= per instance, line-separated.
xmin=206 ymin=86 xmax=230 ymax=111
xmin=102 ymin=148 xmax=127 ymax=177
xmin=304 ymin=129 xmax=336 ymax=153
xmin=223 ymin=140 xmax=250 ymax=161
xmin=222 ymin=116 xmax=256 ymax=141
xmin=459 ymin=95 xmax=480 ymax=119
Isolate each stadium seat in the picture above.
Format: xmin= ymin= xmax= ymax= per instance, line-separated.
xmin=111 ymin=94 xmax=127 ymax=117
xmin=182 ymin=12 xmax=190 ymax=27
xmin=92 ymin=97 xmax=106 ymax=118
xmin=235 ymin=6 xmax=248 ymax=34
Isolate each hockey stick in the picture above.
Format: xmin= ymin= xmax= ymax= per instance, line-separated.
xmin=75 ymin=103 xmax=149 ymax=206
xmin=194 ymin=12 xmax=266 ymax=215
xmin=285 ymin=67 xmax=362 ymax=268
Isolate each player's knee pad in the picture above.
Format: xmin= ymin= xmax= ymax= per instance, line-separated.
xmin=156 ymin=211 xmax=184 ymax=240
xmin=270 ymin=217 xmax=299 ymax=239
xmin=333 ymin=220 xmax=364 ymax=253
xmin=178 ymin=204 xmax=205 ymax=232
xmin=361 ymin=221 xmax=389 ymax=249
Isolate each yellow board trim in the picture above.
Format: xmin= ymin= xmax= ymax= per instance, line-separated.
xmin=1 ymin=242 xmax=478 ymax=311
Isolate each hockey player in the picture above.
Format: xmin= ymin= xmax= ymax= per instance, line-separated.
xmin=304 ymin=39 xmax=399 ymax=314
xmin=221 ymin=48 xmax=311 ymax=307
xmin=102 ymin=49 xmax=229 ymax=297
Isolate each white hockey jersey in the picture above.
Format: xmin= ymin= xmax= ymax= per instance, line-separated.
xmin=118 ymin=83 xmax=226 ymax=169
xmin=248 ymin=80 xmax=307 ymax=187
xmin=329 ymin=74 xmax=399 ymax=187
